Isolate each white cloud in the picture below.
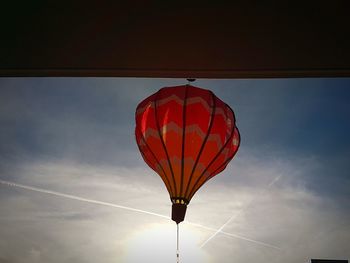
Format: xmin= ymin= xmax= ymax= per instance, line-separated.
xmin=1 ymin=150 xmax=348 ymax=263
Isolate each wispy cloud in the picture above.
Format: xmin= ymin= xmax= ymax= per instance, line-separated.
xmin=200 ymin=174 xmax=282 ymax=248
xmin=0 ymin=177 xmax=281 ymax=251
xmin=2 ymin=151 xmax=348 ymax=263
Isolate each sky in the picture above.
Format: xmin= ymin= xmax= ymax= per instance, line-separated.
xmin=0 ymin=77 xmax=349 ymax=263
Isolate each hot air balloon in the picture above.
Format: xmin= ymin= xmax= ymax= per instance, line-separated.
xmin=135 ymin=85 xmax=240 ymax=224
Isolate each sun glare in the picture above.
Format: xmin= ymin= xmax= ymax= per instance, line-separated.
xmin=124 ymin=222 xmax=209 ymax=263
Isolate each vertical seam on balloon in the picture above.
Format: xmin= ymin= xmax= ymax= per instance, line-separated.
xmin=136 ymin=128 xmax=174 ymax=195
xmin=180 ymin=85 xmax=189 ymax=197
xmin=189 ymin=127 xmax=240 ymax=200
xmin=154 ymin=90 xmax=178 ymax=197
xmin=187 ymin=105 xmax=236 ymax=199
xmin=213 ymin=128 xmax=241 ymax=176
xmin=183 ymin=91 xmax=216 ymax=199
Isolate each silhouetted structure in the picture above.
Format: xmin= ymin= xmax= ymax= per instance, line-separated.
xmin=311 ymin=259 xmax=348 ymax=263
xmin=1 ymin=2 xmax=350 ymax=77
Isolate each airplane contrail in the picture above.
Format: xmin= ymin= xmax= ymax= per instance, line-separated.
xmin=0 ymin=179 xmax=280 ymax=250
xmin=0 ymin=179 xmax=170 ymax=220
xmin=200 ymin=174 xmax=283 ymax=249
xmin=186 ymin=221 xmax=281 ymax=250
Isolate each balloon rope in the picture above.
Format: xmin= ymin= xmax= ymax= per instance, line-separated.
xmin=176 ymin=223 xmax=180 ymax=263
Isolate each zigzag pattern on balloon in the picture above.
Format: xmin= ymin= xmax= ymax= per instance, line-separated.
xmin=141 ymin=122 xmax=226 ymax=150
xmin=137 ymin=101 xmax=234 ymax=149
xmin=136 ymin=94 xmax=229 ymax=120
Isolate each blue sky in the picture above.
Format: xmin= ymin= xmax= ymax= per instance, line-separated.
xmin=0 ymin=78 xmax=349 ymax=262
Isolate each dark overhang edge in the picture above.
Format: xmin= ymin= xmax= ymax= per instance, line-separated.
xmin=1 ymin=68 xmax=350 ymax=78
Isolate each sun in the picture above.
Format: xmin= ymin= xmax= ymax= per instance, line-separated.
xmin=124 ymin=222 xmax=209 ymax=263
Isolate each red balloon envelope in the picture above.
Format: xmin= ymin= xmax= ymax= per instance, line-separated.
xmin=135 ymin=85 xmax=240 ymax=224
